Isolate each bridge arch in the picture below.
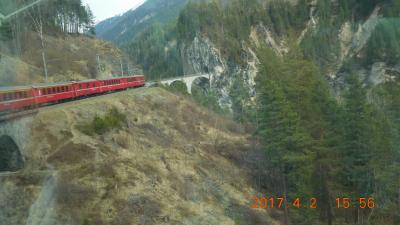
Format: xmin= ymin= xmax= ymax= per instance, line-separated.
xmin=169 ymin=80 xmax=190 ymax=94
xmin=159 ymin=74 xmax=212 ymax=94
xmin=0 ymin=135 xmax=24 ymax=172
xmin=191 ymin=76 xmax=211 ymax=94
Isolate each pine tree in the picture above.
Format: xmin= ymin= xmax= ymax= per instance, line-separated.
xmin=340 ymin=74 xmax=374 ymax=196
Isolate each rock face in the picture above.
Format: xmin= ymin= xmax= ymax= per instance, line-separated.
xmin=180 ymin=36 xmax=259 ymax=109
xmin=0 ymin=88 xmax=279 ymax=225
xmin=179 ymin=4 xmax=393 ymax=104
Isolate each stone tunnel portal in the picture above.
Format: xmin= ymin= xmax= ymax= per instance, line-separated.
xmin=0 ymin=135 xmax=24 ymax=172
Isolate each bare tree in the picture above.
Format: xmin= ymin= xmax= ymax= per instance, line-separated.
xmin=28 ymin=4 xmax=48 ymax=82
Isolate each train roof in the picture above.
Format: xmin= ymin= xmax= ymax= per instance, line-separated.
xmin=0 ymin=86 xmax=32 ymax=93
xmin=32 ymin=81 xmax=75 ymax=88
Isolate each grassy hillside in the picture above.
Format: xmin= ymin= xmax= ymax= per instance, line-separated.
xmin=1 ymin=88 xmax=281 ymax=225
xmin=0 ymin=32 xmax=135 ymax=86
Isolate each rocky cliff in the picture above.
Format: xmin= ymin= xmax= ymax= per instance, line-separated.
xmin=179 ymin=2 xmax=399 ymax=107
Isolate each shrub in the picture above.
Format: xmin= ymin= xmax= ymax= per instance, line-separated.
xmin=78 ymin=107 xmax=126 ymax=136
xmin=161 ymin=80 xmax=189 ymax=96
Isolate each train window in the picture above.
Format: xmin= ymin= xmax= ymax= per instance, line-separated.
xmin=48 ymin=88 xmax=51 ymax=94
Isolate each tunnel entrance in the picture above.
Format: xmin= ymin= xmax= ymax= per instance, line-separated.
xmin=0 ymin=135 xmax=24 ymax=172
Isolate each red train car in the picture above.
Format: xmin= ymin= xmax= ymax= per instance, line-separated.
xmin=33 ymin=82 xmax=75 ymax=105
xmin=74 ymin=80 xmax=103 ymax=98
xmin=0 ymin=75 xmax=145 ymax=113
xmin=0 ymin=86 xmax=35 ymax=111
xmin=126 ymin=76 xmax=145 ymax=88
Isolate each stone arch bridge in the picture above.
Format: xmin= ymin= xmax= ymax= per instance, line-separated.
xmin=157 ymin=74 xmax=213 ymax=94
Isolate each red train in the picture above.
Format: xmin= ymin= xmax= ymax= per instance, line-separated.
xmin=0 ymin=75 xmax=145 ymax=112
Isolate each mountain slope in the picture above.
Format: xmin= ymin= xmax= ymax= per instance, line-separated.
xmin=0 ymin=33 xmax=132 ymax=86
xmin=1 ymin=88 xmax=280 ymax=225
xmin=95 ymin=0 xmax=203 ymax=44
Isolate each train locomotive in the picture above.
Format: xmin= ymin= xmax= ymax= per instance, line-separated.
xmin=0 ymin=75 xmax=145 ymax=113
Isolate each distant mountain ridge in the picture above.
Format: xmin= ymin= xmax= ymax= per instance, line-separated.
xmin=95 ymin=0 xmax=200 ymax=44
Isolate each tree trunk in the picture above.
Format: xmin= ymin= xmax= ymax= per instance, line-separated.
xmin=283 ymin=174 xmax=290 ymax=225
xmin=41 ymin=51 xmax=48 ymax=82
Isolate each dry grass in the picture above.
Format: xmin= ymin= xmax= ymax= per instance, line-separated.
xmin=47 ymin=142 xmax=95 ymax=166
xmin=1 ymin=32 xmax=128 ymax=86
xmin=11 ymin=88 xmax=280 ymax=225
xmin=113 ymin=194 xmax=163 ymax=225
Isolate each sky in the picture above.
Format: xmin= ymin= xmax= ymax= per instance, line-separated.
xmin=82 ymin=0 xmax=146 ymax=23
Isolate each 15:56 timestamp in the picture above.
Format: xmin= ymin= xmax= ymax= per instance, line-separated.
xmin=335 ymin=198 xmax=375 ymax=209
